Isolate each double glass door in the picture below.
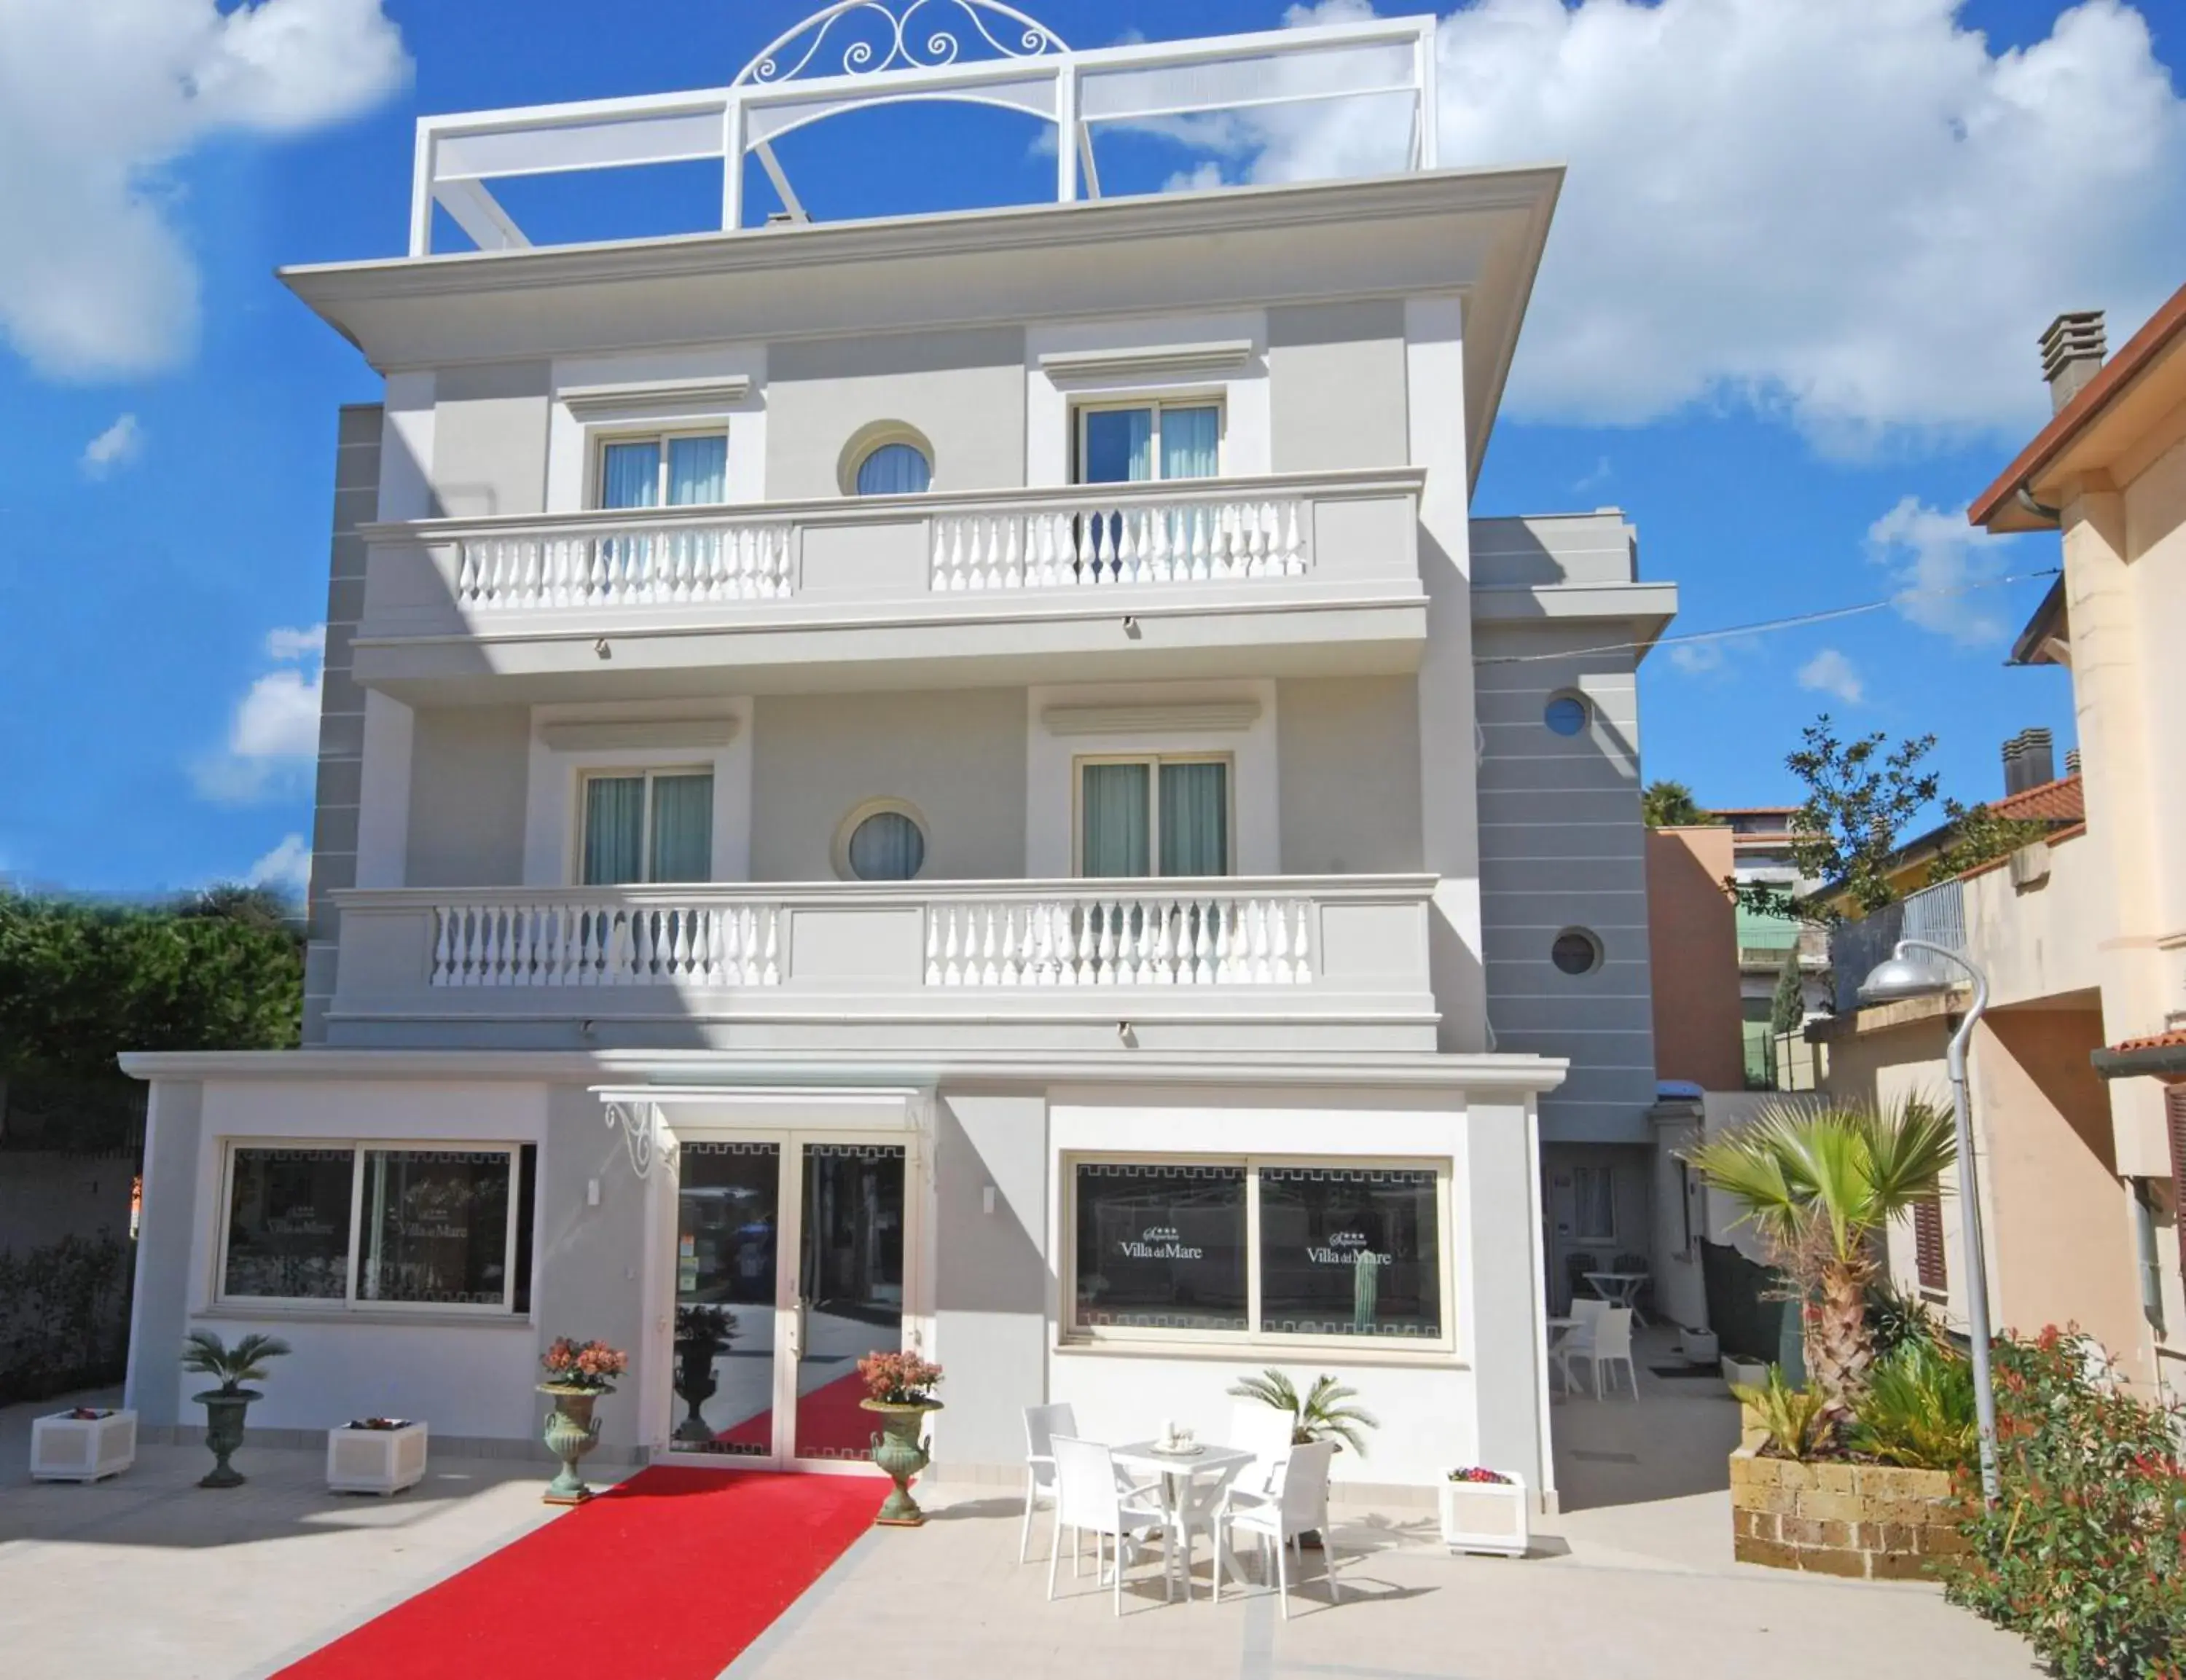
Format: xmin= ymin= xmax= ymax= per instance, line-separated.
xmin=668 ymin=1136 xmax=908 ymax=1467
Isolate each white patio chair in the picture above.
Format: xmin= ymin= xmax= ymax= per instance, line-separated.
xmin=1047 ymin=1436 xmax=1175 ymax=1615
xmin=1020 ymin=1401 xmax=1077 ymax=1564
xmin=1225 ymin=1402 xmax=1297 ymax=1506
xmin=1578 ymin=1306 xmax=1639 ymax=1401
xmin=1555 ymin=1298 xmax=1610 ymax=1396
xmin=1215 ymin=1438 xmax=1342 ymax=1618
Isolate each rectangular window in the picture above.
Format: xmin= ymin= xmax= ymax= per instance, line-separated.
xmin=1571 ymin=1165 xmax=1615 ymax=1243
xmin=1066 ymin=1157 xmax=1451 ymax=1347
xmin=1076 ymin=402 xmax=1223 ymax=484
xmin=596 ymin=432 xmax=727 ymax=509
xmin=218 ymin=1143 xmax=533 ymax=1314
xmin=581 ymin=769 xmax=713 ymax=884
xmin=1076 ymin=755 xmax=1230 ymax=878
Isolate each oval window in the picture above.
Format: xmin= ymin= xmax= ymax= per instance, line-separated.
xmin=847 ymin=809 xmax=927 ymax=881
xmin=1551 ymin=928 xmax=1604 ymax=976
xmin=854 ymin=441 xmax=932 ymax=496
xmin=1544 ymin=694 xmax=1590 ymax=737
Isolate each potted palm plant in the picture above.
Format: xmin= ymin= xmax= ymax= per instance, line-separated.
xmin=1227 ymin=1369 xmax=1378 ymax=1547
xmin=181 ymin=1330 xmax=290 ymax=1488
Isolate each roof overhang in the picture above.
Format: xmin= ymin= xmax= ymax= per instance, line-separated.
xmin=281 ymin=165 xmax=1564 ymax=493
xmin=1469 ymin=579 xmax=1680 ymax=662
xmin=2091 ymin=1037 xmax=2186 ymax=1081
xmin=2006 ymin=576 xmax=2071 ymax=667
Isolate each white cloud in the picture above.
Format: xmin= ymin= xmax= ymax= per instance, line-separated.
xmin=192 ymin=623 xmax=324 ymax=804
xmin=244 ymin=833 xmax=312 ymax=898
xmin=1162 ymin=161 xmax=1228 ymax=194
xmin=0 ymin=0 xmax=409 ymax=380
xmin=1866 ymin=495 xmax=2022 ymax=644
xmin=1667 ymin=641 xmax=1725 ymax=675
xmin=1797 ymin=647 xmax=1867 ymax=704
xmin=79 ymin=412 xmax=144 ymax=478
xmin=1231 ymin=1 xmax=2186 ymax=447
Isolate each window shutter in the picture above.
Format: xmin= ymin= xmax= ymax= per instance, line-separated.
xmin=2167 ymin=1086 xmax=2186 ymax=1273
xmin=1912 ymin=1196 xmax=1947 ymax=1292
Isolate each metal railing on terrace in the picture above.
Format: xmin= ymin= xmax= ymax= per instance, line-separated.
xmin=1828 ymin=878 xmax=1967 ymax=1015
xmin=405 ymin=5 xmax=1440 ymax=254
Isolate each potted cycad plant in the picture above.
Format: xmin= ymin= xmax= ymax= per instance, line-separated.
xmin=856 ymin=1349 xmax=944 ymax=1527
xmin=181 ymin=1330 xmax=290 ymax=1488
xmin=672 ymin=1304 xmax=737 ymax=1445
xmin=1228 ymin=1370 xmax=1379 ymax=1547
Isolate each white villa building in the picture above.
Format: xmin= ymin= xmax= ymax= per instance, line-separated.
xmin=121 ymin=8 xmax=1676 ymax=1507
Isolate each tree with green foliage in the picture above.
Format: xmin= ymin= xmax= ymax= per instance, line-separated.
xmin=1768 ymin=947 xmax=1807 ymax=1035
xmin=1642 ymin=780 xmax=1714 ymax=828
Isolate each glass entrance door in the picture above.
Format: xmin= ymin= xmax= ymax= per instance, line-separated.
xmin=665 ymin=1135 xmax=909 ymax=1467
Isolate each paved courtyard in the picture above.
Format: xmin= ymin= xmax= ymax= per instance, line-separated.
xmin=0 ymin=1357 xmax=2037 ymax=1680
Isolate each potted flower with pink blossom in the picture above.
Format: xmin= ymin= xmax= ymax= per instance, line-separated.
xmin=536 ymin=1337 xmax=627 ymax=1504
xmin=855 ymin=1349 xmax=944 ymax=1526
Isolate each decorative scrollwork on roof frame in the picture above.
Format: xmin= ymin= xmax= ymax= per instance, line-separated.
xmin=734 ymin=0 xmax=1070 ymax=86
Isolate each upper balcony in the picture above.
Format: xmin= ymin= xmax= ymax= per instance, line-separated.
xmin=353 ymin=467 xmax=1426 ymax=703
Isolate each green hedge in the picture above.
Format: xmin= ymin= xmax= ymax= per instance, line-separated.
xmin=0 ymin=1230 xmax=133 ymax=1405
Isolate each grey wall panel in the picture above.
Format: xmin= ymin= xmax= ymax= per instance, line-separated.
xmin=125 ymin=1080 xmax=203 ymax=1429
xmin=1268 ymin=302 xmax=1408 ymax=471
xmin=1465 ymin=1097 xmax=1546 ymax=1495
xmin=933 ymin=1091 xmax=1049 ymax=1469
xmin=433 ymin=361 xmax=550 ymax=517
xmin=768 ymin=328 xmax=1026 ymax=499
xmin=1275 ymin=676 xmax=1423 ymax=874
xmin=405 ymin=707 xmax=533 ymax=887
xmin=533 ymin=1085 xmax=645 ymax=1451
xmin=1470 ymin=514 xmax=1637 ymax=588
xmin=749 ymin=690 xmax=1026 ymax=881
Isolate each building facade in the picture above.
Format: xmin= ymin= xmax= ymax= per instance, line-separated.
xmin=120 ymin=10 xmax=1676 ymax=1504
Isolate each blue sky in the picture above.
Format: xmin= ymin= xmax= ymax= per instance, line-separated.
xmin=1 ymin=0 xmax=2182 ymax=896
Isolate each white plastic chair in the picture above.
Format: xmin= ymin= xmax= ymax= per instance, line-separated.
xmin=1047 ymin=1437 xmax=1175 ymax=1615
xmin=1020 ymin=1402 xmax=1077 ymax=1563
xmin=1555 ymin=1298 xmax=1610 ymax=1396
xmin=1225 ymin=1402 xmax=1297 ymax=1505
xmin=1216 ymin=1438 xmax=1341 ymax=1617
xmin=1573 ymin=1306 xmax=1638 ymax=1401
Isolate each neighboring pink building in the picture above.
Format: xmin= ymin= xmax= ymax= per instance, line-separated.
xmin=1645 ymin=825 xmax=1744 ymax=1093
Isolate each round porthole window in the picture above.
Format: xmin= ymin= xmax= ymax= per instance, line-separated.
xmin=842 ymin=804 xmax=928 ymax=882
xmin=1551 ymin=927 xmax=1604 ymax=976
xmin=1544 ymin=693 xmax=1591 ymax=737
xmin=853 ymin=439 xmax=932 ymax=496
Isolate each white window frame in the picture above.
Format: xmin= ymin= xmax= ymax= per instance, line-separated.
xmin=574 ymin=765 xmax=716 ymax=886
xmin=589 ymin=427 xmax=731 ymax=510
xmin=1070 ymin=752 xmax=1235 ymax=878
xmin=213 ymin=1141 xmax=530 ymax=1317
xmin=1072 ymin=396 xmax=1226 ymax=484
xmin=1060 ymin=1152 xmax=1456 ymax=1354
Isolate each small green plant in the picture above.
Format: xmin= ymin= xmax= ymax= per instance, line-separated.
xmin=1847 ymin=1338 xmax=1976 ymax=1470
xmin=1731 ymin=1365 xmax=1830 ymax=1460
xmin=180 ymin=1330 xmax=289 ymax=1396
xmin=1865 ymin=1281 xmax=1942 ymax=1360
xmin=1228 ymin=1369 xmax=1380 ymax=1456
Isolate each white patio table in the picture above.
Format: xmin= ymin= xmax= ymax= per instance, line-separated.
xmin=1110 ymin=1440 xmax=1258 ymax=1602
xmin=1583 ymin=1271 xmax=1649 ymax=1325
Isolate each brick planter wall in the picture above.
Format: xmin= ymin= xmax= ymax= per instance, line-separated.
xmin=1730 ymin=1447 xmax=1974 ymax=1580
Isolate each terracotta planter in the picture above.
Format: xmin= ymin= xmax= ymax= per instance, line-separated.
xmin=861 ymin=1398 xmax=941 ymax=1526
xmin=539 ymin=1384 xmax=608 ymax=1505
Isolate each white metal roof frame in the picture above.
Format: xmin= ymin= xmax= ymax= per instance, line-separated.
xmin=408 ymin=3 xmax=1440 ymax=255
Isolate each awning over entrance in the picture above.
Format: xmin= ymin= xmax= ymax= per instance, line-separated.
xmin=593 ymin=1083 xmax=931 ymax=1177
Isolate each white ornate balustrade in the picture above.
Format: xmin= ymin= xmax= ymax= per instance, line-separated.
xmin=456 ymin=521 xmax=796 ymax=610
xmin=432 ymin=900 xmax=783 ymax=988
xmin=929 ymin=497 xmax=1306 ymax=592
xmin=925 ymin=893 xmax=1310 ymax=985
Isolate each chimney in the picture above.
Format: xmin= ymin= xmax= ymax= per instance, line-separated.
xmin=2066 ymin=747 xmax=2082 ymax=777
xmin=2040 ymin=311 xmax=2106 ymax=413
xmin=2002 ymin=727 xmax=2056 ymax=794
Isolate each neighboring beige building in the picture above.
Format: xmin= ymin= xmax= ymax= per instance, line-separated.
xmin=1817 ymin=288 xmax=2186 ymax=1398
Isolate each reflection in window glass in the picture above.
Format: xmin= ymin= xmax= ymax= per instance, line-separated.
xmin=1073 ymin=1163 xmax=1247 ymax=1332
xmin=675 ymin=1142 xmax=780 ymax=1456
xmin=1258 ymin=1166 xmax=1441 ymax=1338
xmin=223 ymin=1148 xmax=355 ymax=1299
xmin=358 ymin=1151 xmax=512 ymax=1306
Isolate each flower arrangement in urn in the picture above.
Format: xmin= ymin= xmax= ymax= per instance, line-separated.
xmin=855 ymin=1350 xmax=945 ymax=1527
xmin=536 ymin=1337 xmax=627 ymax=1505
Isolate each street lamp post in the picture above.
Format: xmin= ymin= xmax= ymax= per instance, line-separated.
xmin=1858 ymin=937 xmax=2000 ymax=1504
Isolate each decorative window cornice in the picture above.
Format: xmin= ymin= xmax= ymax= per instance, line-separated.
xmin=539 ymin=718 xmax=741 ymax=752
xmin=560 ymin=377 xmax=753 ymax=423
xmin=1038 ymin=340 xmax=1254 ymax=385
xmin=1041 ymin=700 xmax=1262 ymax=737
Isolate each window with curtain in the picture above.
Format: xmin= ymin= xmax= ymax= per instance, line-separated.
xmin=597 ymin=432 xmax=728 ymax=509
xmin=845 ymin=809 xmax=926 ymax=881
xmin=1076 ymin=402 xmax=1222 ymax=483
xmin=581 ymin=770 xmax=713 ymax=884
xmin=853 ymin=440 xmax=932 ymax=495
xmin=1078 ymin=756 xmax=1229 ymax=878
xmin=1570 ymin=1166 xmax=1616 ymax=1243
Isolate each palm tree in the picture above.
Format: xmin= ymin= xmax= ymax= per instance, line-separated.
xmin=1682 ymin=1096 xmax=1954 ymax=1421
xmin=1642 ymin=780 xmax=1711 ymax=828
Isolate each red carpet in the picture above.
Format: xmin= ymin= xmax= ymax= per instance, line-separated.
xmin=275 ymin=1468 xmax=882 ymax=1680
xmin=716 ymin=1369 xmax=872 ymax=1456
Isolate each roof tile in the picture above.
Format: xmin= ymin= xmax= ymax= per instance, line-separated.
xmin=1991 ymin=773 xmax=2084 ymax=825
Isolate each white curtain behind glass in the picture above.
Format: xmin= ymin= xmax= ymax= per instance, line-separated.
xmin=601 ymin=442 xmax=661 ymax=509
xmin=1159 ymin=407 xmax=1220 ymax=479
xmin=648 ymin=774 xmax=713 ymax=882
xmin=847 ymin=811 xmax=925 ymax=879
xmin=582 ymin=777 xmax=646 ymax=885
xmin=1080 ymin=763 xmax=1150 ymax=876
xmin=667 ymin=436 xmax=726 ymax=505
xmin=1081 ymin=409 xmax=1153 ymax=484
xmin=1158 ymin=761 xmax=1229 ymax=875
xmin=855 ymin=442 xmax=932 ymax=495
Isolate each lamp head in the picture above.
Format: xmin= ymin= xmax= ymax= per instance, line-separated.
xmin=1858 ymin=948 xmax=1948 ymax=1005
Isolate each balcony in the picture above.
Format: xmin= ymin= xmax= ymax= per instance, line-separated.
xmin=351 ymin=470 xmax=1427 ymax=700
xmin=326 ymin=875 xmax=1437 ymax=1054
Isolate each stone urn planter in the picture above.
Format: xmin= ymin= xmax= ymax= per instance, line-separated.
xmin=180 ymin=1329 xmax=289 ymax=1491
xmin=672 ymin=1305 xmax=737 ymax=1445
xmin=1729 ymin=1446 xmax=1975 ymax=1579
xmin=539 ymin=1386 xmax=607 ymax=1505
xmin=861 ymin=1399 xmax=942 ymax=1526
xmin=195 ymin=1390 xmax=261 ymax=1489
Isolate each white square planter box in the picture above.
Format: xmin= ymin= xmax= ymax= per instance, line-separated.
xmin=1722 ymin=1355 xmax=1771 ymax=1391
xmin=326 ymin=1421 xmax=428 ymax=1495
xmin=31 ymin=1409 xmax=136 ymax=1483
xmin=1439 ymin=1474 xmax=1529 ymax=1558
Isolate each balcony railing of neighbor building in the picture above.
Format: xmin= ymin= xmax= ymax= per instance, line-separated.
xmin=1828 ymin=878 xmax=1967 ymax=1014
xmin=405 ymin=5 xmax=1440 ymax=255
